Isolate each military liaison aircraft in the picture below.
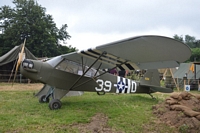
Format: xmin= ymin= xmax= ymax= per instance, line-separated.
xmin=16 ymin=35 xmax=191 ymax=110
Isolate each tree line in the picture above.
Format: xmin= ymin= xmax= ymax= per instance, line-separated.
xmin=0 ymin=0 xmax=199 ymax=63
xmin=173 ymin=34 xmax=200 ymax=62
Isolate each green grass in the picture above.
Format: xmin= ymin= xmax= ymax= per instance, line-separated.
xmin=0 ymin=88 xmax=178 ymax=133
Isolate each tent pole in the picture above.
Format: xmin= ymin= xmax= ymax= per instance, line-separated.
xmin=8 ymin=59 xmax=17 ymax=83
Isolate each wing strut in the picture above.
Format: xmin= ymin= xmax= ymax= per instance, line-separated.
xmin=71 ymin=60 xmax=128 ymax=90
xmin=81 ymin=56 xmax=86 ymax=73
xmin=69 ymin=51 xmax=107 ymax=90
xmin=94 ymin=62 xmax=102 ymax=76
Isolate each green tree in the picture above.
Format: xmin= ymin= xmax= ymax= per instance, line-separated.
xmin=0 ymin=0 xmax=76 ymax=57
xmin=185 ymin=35 xmax=196 ymax=48
xmin=173 ymin=34 xmax=200 ymax=62
xmin=190 ymin=48 xmax=200 ymax=62
xmin=173 ymin=34 xmax=184 ymax=43
xmin=173 ymin=34 xmax=197 ymax=48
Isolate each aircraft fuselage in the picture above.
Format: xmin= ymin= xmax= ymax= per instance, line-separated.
xmin=20 ymin=59 xmax=151 ymax=94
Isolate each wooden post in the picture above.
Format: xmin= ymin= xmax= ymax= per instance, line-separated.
xmin=177 ymin=78 xmax=179 ymax=91
xmin=183 ymin=76 xmax=187 ymax=91
xmin=184 ymin=79 xmax=186 ymax=91
xmin=169 ymin=68 xmax=179 ymax=91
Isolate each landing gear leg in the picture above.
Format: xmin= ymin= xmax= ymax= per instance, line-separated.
xmin=44 ymin=87 xmax=62 ymax=110
xmin=39 ymin=94 xmax=50 ymax=103
xmin=39 ymin=87 xmax=54 ymax=103
xmin=148 ymin=93 xmax=156 ymax=100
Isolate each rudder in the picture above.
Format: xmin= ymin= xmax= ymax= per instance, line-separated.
xmin=140 ymin=69 xmax=160 ymax=86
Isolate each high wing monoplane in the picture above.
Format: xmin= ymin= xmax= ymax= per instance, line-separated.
xmin=17 ymin=35 xmax=191 ymax=110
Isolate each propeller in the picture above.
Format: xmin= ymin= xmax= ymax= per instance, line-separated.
xmin=12 ymin=38 xmax=26 ymax=85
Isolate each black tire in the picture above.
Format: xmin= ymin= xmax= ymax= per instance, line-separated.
xmin=39 ymin=95 xmax=49 ymax=103
xmin=49 ymin=99 xmax=62 ymax=110
xmin=97 ymin=91 xmax=105 ymax=95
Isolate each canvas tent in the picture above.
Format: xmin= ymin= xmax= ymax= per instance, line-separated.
xmin=0 ymin=44 xmax=37 ymax=82
xmin=0 ymin=45 xmax=37 ymax=66
xmin=170 ymin=63 xmax=200 ymax=90
xmin=173 ymin=63 xmax=200 ymax=79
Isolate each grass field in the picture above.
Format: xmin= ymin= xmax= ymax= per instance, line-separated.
xmin=0 ymin=83 xmax=177 ymax=133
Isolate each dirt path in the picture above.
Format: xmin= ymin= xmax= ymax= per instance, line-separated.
xmin=0 ymin=83 xmax=43 ymax=91
xmin=70 ymin=113 xmax=123 ymax=133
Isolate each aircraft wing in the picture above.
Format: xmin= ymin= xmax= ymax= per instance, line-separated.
xmin=61 ymin=35 xmax=191 ymax=70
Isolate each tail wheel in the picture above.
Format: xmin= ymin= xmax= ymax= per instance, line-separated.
xmin=39 ymin=95 xmax=49 ymax=103
xmin=49 ymin=99 xmax=62 ymax=110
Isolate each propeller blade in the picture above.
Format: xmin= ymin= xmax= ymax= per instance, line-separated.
xmin=12 ymin=39 xmax=26 ymax=85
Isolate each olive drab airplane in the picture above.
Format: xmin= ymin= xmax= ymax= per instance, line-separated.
xmin=14 ymin=35 xmax=191 ymax=110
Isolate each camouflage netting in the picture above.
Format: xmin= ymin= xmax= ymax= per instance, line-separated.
xmin=153 ymin=92 xmax=200 ymax=132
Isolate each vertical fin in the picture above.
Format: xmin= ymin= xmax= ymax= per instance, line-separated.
xmin=140 ymin=69 xmax=160 ymax=86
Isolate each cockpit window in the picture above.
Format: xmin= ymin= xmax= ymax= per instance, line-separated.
xmin=55 ymin=59 xmax=98 ymax=77
xmin=56 ymin=60 xmax=80 ymax=74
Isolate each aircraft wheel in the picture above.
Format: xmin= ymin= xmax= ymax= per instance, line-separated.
xmin=97 ymin=91 xmax=105 ymax=95
xmin=49 ymin=99 xmax=62 ymax=110
xmin=39 ymin=95 xmax=49 ymax=103
xmin=152 ymin=97 xmax=157 ymax=100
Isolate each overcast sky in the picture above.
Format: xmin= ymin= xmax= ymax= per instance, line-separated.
xmin=1 ymin=0 xmax=200 ymax=50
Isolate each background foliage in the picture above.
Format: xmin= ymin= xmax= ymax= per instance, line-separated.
xmin=0 ymin=0 xmax=76 ymax=57
xmin=0 ymin=0 xmax=199 ymax=62
xmin=173 ymin=34 xmax=200 ymax=62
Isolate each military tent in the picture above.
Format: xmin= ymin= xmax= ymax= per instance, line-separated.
xmin=172 ymin=63 xmax=200 ymax=90
xmin=0 ymin=44 xmax=37 ymax=82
